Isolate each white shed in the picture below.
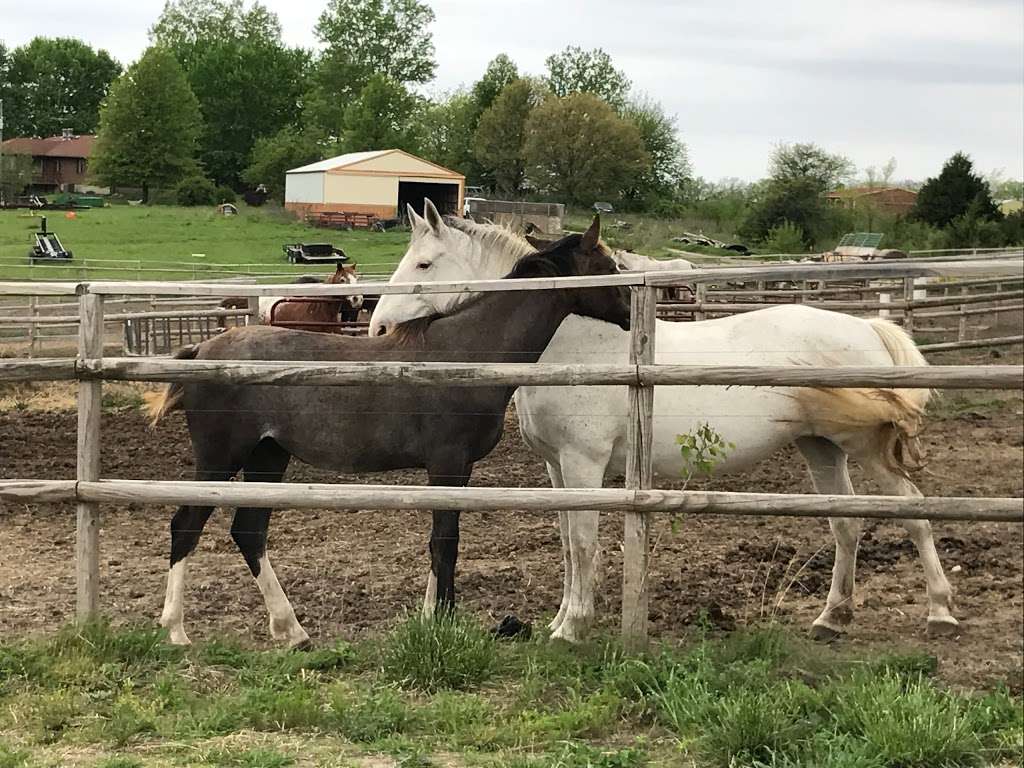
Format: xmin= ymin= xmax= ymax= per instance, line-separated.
xmin=284 ymin=149 xmax=465 ymax=222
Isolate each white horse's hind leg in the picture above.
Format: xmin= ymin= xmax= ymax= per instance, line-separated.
xmin=550 ymin=450 xmax=608 ymax=643
xmin=859 ymin=457 xmax=957 ymax=636
xmin=544 ymin=462 xmax=573 ymax=632
xmin=795 ymin=437 xmax=862 ymax=641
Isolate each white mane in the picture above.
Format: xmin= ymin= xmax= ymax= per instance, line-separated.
xmin=444 ymin=217 xmax=536 ymax=273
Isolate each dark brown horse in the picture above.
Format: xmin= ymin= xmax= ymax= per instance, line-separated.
xmin=147 ymin=216 xmax=629 ymax=647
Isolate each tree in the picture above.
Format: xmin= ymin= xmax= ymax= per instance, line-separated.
xmin=913 ymin=152 xmax=999 ymax=228
xmin=315 ymin=0 xmax=435 ymax=87
xmin=621 ymin=94 xmax=690 ymax=202
xmin=769 ymin=142 xmax=855 ymax=191
xmin=152 ymin=0 xmax=309 ymax=187
xmin=865 ymin=156 xmax=897 ymax=188
xmin=0 ymin=153 xmax=34 ymax=203
xmin=739 ymin=177 xmax=825 ymax=246
xmin=243 ymin=127 xmax=323 ymax=201
xmin=471 ymin=54 xmax=519 ymax=114
xmin=1 ymin=38 xmax=120 ymax=137
xmin=417 ymin=91 xmax=478 ymax=179
xmin=523 ymin=92 xmax=648 ymax=204
xmin=473 ymin=79 xmax=545 ymax=194
xmin=91 ymin=47 xmax=203 ymax=202
xmin=341 ymin=75 xmax=422 ymax=153
xmin=544 ymin=47 xmax=631 ymax=110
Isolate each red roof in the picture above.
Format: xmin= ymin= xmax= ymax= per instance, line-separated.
xmin=1 ymin=134 xmax=95 ymax=159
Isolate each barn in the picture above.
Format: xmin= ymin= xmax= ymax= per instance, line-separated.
xmin=284 ymin=149 xmax=465 ymax=221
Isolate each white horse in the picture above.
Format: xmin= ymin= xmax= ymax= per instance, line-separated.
xmin=607 ymin=250 xmax=694 ymax=301
xmin=371 ymin=201 xmax=957 ymax=643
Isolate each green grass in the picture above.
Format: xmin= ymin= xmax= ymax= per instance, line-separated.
xmin=0 ymin=619 xmax=1019 ymax=767
xmin=0 ymin=204 xmax=410 ymax=281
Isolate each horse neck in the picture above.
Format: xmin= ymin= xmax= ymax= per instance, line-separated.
xmin=423 ymin=284 xmax=574 ymax=363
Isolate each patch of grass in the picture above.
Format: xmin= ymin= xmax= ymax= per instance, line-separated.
xmin=502 ymin=741 xmax=648 ymax=768
xmin=381 ymin=613 xmax=498 ymax=692
xmin=201 ymin=747 xmax=296 ymax=768
xmin=93 ymin=758 xmax=145 ymax=768
xmin=328 ymin=684 xmax=412 ymax=742
xmin=0 ymin=743 xmax=31 ymax=768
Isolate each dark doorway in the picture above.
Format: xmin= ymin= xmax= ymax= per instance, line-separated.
xmin=398 ymin=181 xmax=459 ymax=221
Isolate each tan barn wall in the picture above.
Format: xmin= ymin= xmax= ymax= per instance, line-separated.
xmin=324 ymin=173 xmax=398 ymax=206
xmin=352 ymin=151 xmax=458 ymax=177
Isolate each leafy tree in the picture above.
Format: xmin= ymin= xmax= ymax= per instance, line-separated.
xmin=473 ymin=79 xmax=545 ymax=194
xmin=0 ymin=153 xmax=34 ymax=203
xmin=342 ymin=75 xmax=421 ymax=153
xmin=91 ymin=47 xmax=202 ymax=202
xmin=417 ymin=91 xmax=479 ymax=179
xmin=471 ymin=54 xmax=519 ymax=114
xmin=315 ymin=0 xmax=435 ymax=87
xmin=152 ymin=0 xmax=309 ymax=187
xmin=739 ymin=177 xmax=826 ymax=246
xmin=523 ymin=92 xmax=648 ymax=204
xmin=769 ymin=142 xmax=855 ymax=192
xmin=545 ymin=47 xmax=631 ymax=110
xmin=621 ymin=94 xmax=690 ymax=203
xmin=1 ymin=37 xmax=120 ymax=137
xmin=243 ymin=127 xmax=324 ymax=200
xmin=913 ymin=152 xmax=1000 ymax=228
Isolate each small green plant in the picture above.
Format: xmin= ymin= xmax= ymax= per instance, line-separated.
xmin=94 ymin=758 xmax=145 ymax=768
xmin=202 ymin=748 xmax=295 ymax=768
xmin=676 ymin=422 xmax=734 ymax=484
xmin=0 ymin=743 xmax=30 ymax=768
xmin=381 ymin=613 xmax=498 ymax=692
xmin=761 ymin=220 xmax=807 ymax=254
xmin=329 ymin=684 xmax=411 ymax=741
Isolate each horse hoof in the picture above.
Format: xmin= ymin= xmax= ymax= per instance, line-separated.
xmin=927 ymin=619 xmax=960 ymax=639
xmin=810 ymin=623 xmax=844 ymax=643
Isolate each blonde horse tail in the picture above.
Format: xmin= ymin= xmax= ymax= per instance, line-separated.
xmin=143 ymin=345 xmax=199 ymax=426
xmin=792 ymin=319 xmax=930 ymax=477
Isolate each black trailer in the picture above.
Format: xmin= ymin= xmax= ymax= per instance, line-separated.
xmin=28 ymin=217 xmax=73 ymax=262
xmin=283 ymin=242 xmax=349 ymax=265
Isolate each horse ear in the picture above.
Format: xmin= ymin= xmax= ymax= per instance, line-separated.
xmin=407 ymin=203 xmax=425 ymax=233
xmin=423 ymin=198 xmax=444 ymax=234
xmin=581 ymin=215 xmax=601 ymax=251
xmin=525 ymin=234 xmax=550 ymax=250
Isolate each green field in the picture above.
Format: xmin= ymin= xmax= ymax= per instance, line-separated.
xmin=1 ymin=619 xmax=1019 ymax=768
xmin=0 ymin=206 xmax=411 ymax=282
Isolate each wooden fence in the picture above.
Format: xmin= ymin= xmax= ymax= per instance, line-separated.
xmin=1 ymin=256 xmax=1023 ymax=646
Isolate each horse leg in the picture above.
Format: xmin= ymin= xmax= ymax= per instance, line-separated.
xmin=795 ymin=437 xmax=861 ymax=642
xmin=550 ymin=449 xmax=609 ymax=643
xmin=545 ymin=461 xmax=573 ymax=632
xmin=858 ymin=455 xmax=957 ymax=637
xmin=423 ymin=458 xmax=472 ymax=618
xmin=230 ymin=439 xmax=309 ymax=648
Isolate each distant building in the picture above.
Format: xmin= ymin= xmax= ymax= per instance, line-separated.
xmin=285 ymin=149 xmax=464 ymax=221
xmin=825 ymin=186 xmax=918 ymax=216
xmin=0 ymin=130 xmax=107 ymax=195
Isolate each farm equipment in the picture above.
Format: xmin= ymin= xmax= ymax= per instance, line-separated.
xmin=283 ymin=242 xmax=349 ymax=265
xmin=28 ymin=217 xmax=73 ymax=263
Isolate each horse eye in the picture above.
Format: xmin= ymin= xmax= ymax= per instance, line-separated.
xmin=416 ymin=261 xmax=431 ymax=270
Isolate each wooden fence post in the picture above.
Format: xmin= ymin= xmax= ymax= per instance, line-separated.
xmin=28 ymin=296 xmax=38 ymax=358
xmin=694 ymin=283 xmax=706 ymax=322
xmin=247 ymin=296 xmax=260 ymax=326
xmin=622 ymin=285 xmax=656 ymax=649
xmin=76 ymin=291 xmax=104 ymax=620
xmin=903 ymin=277 xmax=915 ymax=336
xmin=958 ymin=286 xmax=969 ymax=342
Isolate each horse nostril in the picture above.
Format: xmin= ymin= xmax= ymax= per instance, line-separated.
xmin=375 ymin=326 xmax=387 ymax=337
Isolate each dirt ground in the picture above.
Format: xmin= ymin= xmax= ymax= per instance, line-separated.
xmin=0 ymin=346 xmax=1021 ymax=692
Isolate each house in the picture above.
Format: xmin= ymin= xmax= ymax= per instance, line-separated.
xmin=285 ymin=149 xmax=464 ymax=221
xmin=0 ymin=130 xmax=106 ymax=195
xmin=825 ymin=186 xmax=918 ymax=216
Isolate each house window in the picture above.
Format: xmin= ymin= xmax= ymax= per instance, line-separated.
xmin=77 ymin=159 xmax=86 ymax=174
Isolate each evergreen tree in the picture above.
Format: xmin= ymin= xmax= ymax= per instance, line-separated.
xmin=914 ymin=152 xmax=1000 ymax=228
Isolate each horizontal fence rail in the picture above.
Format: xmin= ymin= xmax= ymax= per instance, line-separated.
xmin=1 ymin=358 xmax=1022 ymax=390
xmin=1 ymin=480 xmax=1020 ymax=523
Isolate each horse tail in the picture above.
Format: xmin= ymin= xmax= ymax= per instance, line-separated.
xmin=143 ymin=345 xmax=199 ymax=426
xmin=790 ymin=319 xmax=930 ymax=477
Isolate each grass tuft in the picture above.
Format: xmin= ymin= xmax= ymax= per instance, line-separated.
xmin=381 ymin=613 xmax=498 ymax=692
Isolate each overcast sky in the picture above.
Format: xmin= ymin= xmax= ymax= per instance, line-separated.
xmin=2 ymin=0 xmax=1021 ymax=182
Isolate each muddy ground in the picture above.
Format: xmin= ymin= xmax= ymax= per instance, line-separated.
xmin=1 ymin=346 xmax=1021 ymax=691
